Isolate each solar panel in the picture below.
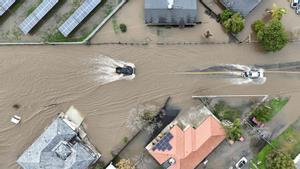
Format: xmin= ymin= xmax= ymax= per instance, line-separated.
xmin=19 ymin=0 xmax=59 ymax=34
xmin=0 ymin=0 xmax=16 ymax=16
xmin=58 ymin=0 xmax=102 ymax=37
xmin=155 ymin=133 xmax=173 ymax=151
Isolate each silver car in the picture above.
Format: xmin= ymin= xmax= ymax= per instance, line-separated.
xmin=242 ymin=69 xmax=264 ymax=79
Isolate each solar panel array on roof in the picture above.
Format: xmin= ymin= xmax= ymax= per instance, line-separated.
xmin=58 ymin=0 xmax=101 ymax=37
xmin=19 ymin=0 xmax=59 ymax=34
xmin=0 ymin=0 xmax=16 ymax=16
xmin=153 ymin=133 xmax=173 ymax=151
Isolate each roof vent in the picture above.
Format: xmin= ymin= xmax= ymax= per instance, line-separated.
xmin=167 ymin=0 xmax=174 ymax=9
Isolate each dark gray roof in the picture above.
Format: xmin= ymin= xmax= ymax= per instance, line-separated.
xmin=219 ymin=0 xmax=262 ymax=17
xmin=144 ymin=0 xmax=198 ymax=25
xmin=17 ymin=118 xmax=98 ymax=169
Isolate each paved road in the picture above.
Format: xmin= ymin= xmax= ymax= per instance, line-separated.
xmin=0 ymin=43 xmax=300 ymax=168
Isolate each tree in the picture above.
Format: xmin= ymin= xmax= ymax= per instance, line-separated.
xmin=256 ymin=19 xmax=288 ymax=52
xmin=252 ymin=20 xmax=265 ymax=33
xmin=252 ymin=104 xmax=272 ymax=123
xmin=268 ymin=4 xmax=287 ymax=20
xmin=223 ymin=13 xmax=245 ymax=33
xmin=116 ymin=159 xmax=135 ymax=169
xmin=220 ymin=9 xmax=234 ymax=22
xmin=265 ymin=151 xmax=296 ymax=169
xmin=225 ymin=119 xmax=243 ymax=141
xmin=119 ymin=24 xmax=127 ymax=33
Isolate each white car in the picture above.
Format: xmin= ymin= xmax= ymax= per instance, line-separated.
xmin=235 ymin=157 xmax=248 ymax=169
xmin=242 ymin=69 xmax=264 ymax=79
xmin=296 ymin=3 xmax=300 ymax=14
xmin=291 ymin=0 xmax=299 ymax=8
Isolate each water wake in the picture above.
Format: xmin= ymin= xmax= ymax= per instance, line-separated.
xmin=91 ymin=55 xmax=135 ymax=84
xmin=190 ymin=64 xmax=266 ymax=85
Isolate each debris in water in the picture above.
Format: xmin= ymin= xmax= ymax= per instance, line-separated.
xmin=12 ymin=104 xmax=21 ymax=110
xmin=11 ymin=115 xmax=21 ymax=124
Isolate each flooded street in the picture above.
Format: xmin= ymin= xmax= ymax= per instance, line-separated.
xmin=0 ymin=43 xmax=300 ymax=168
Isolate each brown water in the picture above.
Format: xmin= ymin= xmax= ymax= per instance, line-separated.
xmin=0 ymin=44 xmax=300 ymax=168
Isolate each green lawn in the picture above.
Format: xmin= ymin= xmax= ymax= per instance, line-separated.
xmin=251 ymin=118 xmax=300 ymax=169
xmin=268 ymin=97 xmax=289 ymax=116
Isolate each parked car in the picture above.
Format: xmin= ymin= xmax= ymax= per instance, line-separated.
xmin=296 ymin=3 xmax=300 ymax=14
xmin=235 ymin=157 xmax=248 ymax=169
xmin=291 ymin=0 xmax=299 ymax=8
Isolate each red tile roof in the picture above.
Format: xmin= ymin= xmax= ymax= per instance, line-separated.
xmin=148 ymin=115 xmax=225 ymax=169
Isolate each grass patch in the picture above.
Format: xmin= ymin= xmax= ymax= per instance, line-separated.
xmin=10 ymin=0 xmax=25 ymax=12
xmin=26 ymin=0 xmax=42 ymax=16
xmin=268 ymin=97 xmax=289 ymax=115
xmin=251 ymin=118 xmax=300 ymax=169
xmin=44 ymin=25 xmax=96 ymax=42
xmin=112 ymin=18 xmax=121 ymax=33
xmin=213 ymin=101 xmax=241 ymax=122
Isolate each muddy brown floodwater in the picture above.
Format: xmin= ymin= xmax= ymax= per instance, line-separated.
xmin=1 ymin=43 xmax=300 ymax=168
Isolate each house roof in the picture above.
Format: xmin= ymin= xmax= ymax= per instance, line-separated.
xmin=17 ymin=117 xmax=99 ymax=169
xmin=148 ymin=116 xmax=226 ymax=169
xmin=219 ymin=0 xmax=262 ymax=17
xmin=144 ymin=0 xmax=198 ymax=25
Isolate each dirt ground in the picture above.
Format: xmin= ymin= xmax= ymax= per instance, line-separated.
xmin=91 ymin=0 xmax=230 ymax=44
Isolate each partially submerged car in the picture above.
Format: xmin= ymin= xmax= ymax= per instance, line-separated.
xmin=242 ymin=69 xmax=264 ymax=79
xmin=115 ymin=64 xmax=135 ymax=79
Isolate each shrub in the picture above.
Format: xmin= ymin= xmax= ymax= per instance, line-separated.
xmin=223 ymin=13 xmax=245 ymax=33
xmin=220 ymin=9 xmax=234 ymax=22
xmin=252 ymin=20 xmax=265 ymax=33
xmin=119 ymin=24 xmax=127 ymax=33
xmin=123 ymin=137 xmax=128 ymax=143
xmin=116 ymin=159 xmax=135 ymax=169
xmin=141 ymin=111 xmax=156 ymax=122
xmin=269 ymin=4 xmax=287 ymax=20
xmin=225 ymin=119 xmax=243 ymax=141
xmin=94 ymin=161 xmax=105 ymax=169
xmin=252 ymin=105 xmax=272 ymax=123
xmin=265 ymin=151 xmax=296 ymax=169
xmin=256 ymin=19 xmax=288 ymax=52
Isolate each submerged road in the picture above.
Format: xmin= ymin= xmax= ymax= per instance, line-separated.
xmin=0 ymin=43 xmax=300 ymax=168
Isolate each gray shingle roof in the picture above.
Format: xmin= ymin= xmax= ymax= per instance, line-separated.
xmin=219 ymin=0 xmax=262 ymax=17
xmin=17 ymin=118 xmax=98 ymax=169
xmin=144 ymin=0 xmax=198 ymax=26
